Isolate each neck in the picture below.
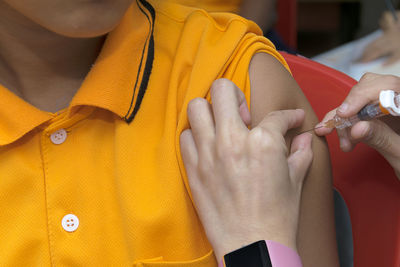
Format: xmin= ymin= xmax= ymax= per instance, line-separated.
xmin=0 ymin=2 xmax=105 ymax=112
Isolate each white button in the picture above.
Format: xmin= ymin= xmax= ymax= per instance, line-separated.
xmin=50 ymin=129 xmax=67 ymax=145
xmin=62 ymin=214 xmax=79 ymax=232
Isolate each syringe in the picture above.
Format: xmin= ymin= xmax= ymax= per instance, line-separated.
xmin=324 ymin=90 xmax=400 ymax=130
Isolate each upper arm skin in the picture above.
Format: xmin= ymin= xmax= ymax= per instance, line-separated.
xmin=249 ymin=53 xmax=339 ymax=266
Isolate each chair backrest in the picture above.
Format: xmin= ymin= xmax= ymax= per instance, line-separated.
xmin=280 ymin=52 xmax=400 ymax=267
xmin=276 ymin=0 xmax=297 ymax=49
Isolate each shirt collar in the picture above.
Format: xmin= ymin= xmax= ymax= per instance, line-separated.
xmin=71 ymin=0 xmax=155 ymax=122
xmin=0 ymin=86 xmax=53 ymax=145
xmin=0 ymin=0 xmax=155 ymax=146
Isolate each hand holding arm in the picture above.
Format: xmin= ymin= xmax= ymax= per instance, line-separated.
xmin=180 ymin=79 xmax=313 ymax=261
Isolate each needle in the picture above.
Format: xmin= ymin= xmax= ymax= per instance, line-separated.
xmin=297 ymin=125 xmax=326 ymax=135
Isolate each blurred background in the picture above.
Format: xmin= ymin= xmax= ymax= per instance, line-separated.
xmin=297 ymin=0 xmax=400 ymax=56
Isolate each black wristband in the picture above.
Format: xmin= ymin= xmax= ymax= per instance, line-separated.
xmin=223 ymin=240 xmax=272 ymax=267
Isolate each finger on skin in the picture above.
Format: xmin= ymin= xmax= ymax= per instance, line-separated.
xmin=210 ymin=78 xmax=248 ymax=133
xmin=187 ymin=98 xmax=216 ymax=150
xmin=287 ymin=133 xmax=313 ymax=184
xmin=258 ymin=109 xmax=305 ymax=136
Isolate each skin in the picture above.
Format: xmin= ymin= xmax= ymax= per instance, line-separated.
xmin=249 ymin=53 xmax=338 ymax=266
xmin=181 ymin=81 xmax=313 ymax=259
xmin=0 ymin=0 xmax=131 ymax=112
xmin=379 ymin=11 xmax=400 ymax=31
xmin=316 ymin=72 xmax=400 ymax=181
xmin=0 ymin=1 xmax=338 ymax=265
xmin=182 ymin=53 xmax=339 ymax=266
xmin=360 ymin=11 xmax=400 ymax=66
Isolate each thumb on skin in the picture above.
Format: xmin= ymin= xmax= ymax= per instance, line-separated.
xmin=287 ymin=133 xmax=313 ymax=186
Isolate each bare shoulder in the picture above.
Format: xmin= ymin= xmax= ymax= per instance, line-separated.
xmin=249 ymin=52 xmax=339 ymax=266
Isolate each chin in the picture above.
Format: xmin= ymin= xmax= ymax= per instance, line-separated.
xmin=49 ymin=22 xmax=118 ymax=38
xmin=3 ymin=0 xmax=132 ymax=38
xmin=43 ymin=9 xmax=126 ymax=38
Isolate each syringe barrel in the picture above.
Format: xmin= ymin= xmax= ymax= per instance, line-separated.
xmin=332 ymin=115 xmax=359 ymax=129
xmin=332 ymin=91 xmax=400 ymax=129
xmin=357 ymin=102 xmax=384 ymax=121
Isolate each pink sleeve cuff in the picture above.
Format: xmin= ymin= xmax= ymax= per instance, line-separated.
xmin=219 ymin=240 xmax=302 ymax=267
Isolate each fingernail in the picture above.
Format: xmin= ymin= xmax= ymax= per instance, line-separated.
xmin=338 ymin=103 xmax=348 ymax=114
xmin=315 ymin=122 xmax=323 ymax=128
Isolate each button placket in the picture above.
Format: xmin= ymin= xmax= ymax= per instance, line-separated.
xmin=40 ymin=112 xmax=94 ymax=263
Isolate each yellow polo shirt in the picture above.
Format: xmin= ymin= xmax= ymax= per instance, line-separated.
xmin=0 ymin=0 xmax=288 ymax=265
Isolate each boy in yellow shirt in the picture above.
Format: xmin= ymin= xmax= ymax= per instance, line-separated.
xmin=0 ymin=0 xmax=338 ymax=266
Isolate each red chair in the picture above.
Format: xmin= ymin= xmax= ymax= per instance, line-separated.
xmin=280 ymin=52 xmax=400 ymax=267
xmin=276 ymin=0 xmax=297 ymax=49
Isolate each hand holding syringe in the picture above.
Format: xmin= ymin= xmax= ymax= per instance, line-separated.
xmin=315 ymin=73 xmax=400 ymax=181
xmin=321 ymin=90 xmax=400 ymax=130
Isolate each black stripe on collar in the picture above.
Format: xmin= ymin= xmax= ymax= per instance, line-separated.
xmin=124 ymin=0 xmax=155 ymax=123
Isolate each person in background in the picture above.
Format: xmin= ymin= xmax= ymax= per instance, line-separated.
xmin=360 ymin=10 xmax=400 ymax=65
